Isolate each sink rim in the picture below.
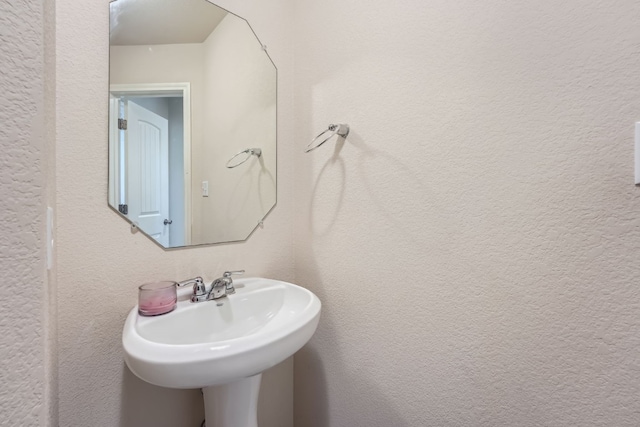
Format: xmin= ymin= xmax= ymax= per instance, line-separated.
xmin=122 ymin=277 xmax=321 ymax=366
xmin=134 ymin=283 xmax=291 ymax=346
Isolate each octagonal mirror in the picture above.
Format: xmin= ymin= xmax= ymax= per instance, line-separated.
xmin=108 ymin=0 xmax=277 ymax=248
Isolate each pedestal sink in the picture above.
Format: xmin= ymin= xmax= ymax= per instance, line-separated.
xmin=122 ymin=277 xmax=321 ymax=427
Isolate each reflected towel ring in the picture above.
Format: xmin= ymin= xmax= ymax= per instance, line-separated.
xmin=226 ymin=148 xmax=262 ymax=168
xmin=305 ymin=123 xmax=350 ymax=153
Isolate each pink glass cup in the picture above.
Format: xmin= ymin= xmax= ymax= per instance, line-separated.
xmin=138 ymin=281 xmax=177 ymax=316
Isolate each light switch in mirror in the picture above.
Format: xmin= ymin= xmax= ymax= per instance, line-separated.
xmin=108 ymin=0 xmax=277 ymax=248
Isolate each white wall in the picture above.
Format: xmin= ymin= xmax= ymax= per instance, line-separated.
xmin=0 ymin=0 xmax=54 ymax=425
xmin=55 ymin=0 xmax=295 ymax=426
xmin=293 ymin=1 xmax=640 ymax=426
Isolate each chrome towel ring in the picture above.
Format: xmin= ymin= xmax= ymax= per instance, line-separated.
xmin=305 ymin=123 xmax=350 ymax=153
xmin=226 ymin=148 xmax=262 ymax=168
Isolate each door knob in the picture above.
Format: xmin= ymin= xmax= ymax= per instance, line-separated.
xmin=164 ymin=219 xmax=173 ymax=225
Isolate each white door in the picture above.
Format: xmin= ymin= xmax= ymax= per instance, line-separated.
xmin=126 ymin=100 xmax=170 ymax=246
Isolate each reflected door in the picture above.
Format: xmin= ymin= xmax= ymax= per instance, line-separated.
xmin=126 ymin=100 xmax=170 ymax=246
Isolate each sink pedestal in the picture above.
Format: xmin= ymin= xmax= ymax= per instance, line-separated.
xmin=203 ymin=374 xmax=262 ymax=427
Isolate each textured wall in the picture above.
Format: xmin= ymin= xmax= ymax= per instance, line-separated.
xmin=43 ymin=0 xmax=58 ymax=424
xmin=293 ymin=1 xmax=640 ymax=426
xmin=55 ymin=0 xmax=295 ymax=426
xmin=0 ymin=1 xmax=49 ymax=425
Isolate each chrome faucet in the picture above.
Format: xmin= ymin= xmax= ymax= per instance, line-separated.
xmin=177 ymin=271 xmax=244 ymax=303
xmin=177 ymin=276 xmax=207 ymax=302
xmin=209 ymin=270 xmax=244 ymax=299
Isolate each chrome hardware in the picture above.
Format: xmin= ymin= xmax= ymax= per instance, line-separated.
xmin=305 ymin=123 xmax=349 ymax=153
xmin=209 ymin=279 xmax=228 ymax=300
xmin=209 ymin=270 xmax=244 ymax=299
xmin=164 ymin=219 xmax=173 ymax=225
xmin=220 ymin=270 xmax=244 ymax=295
xmin=186 ymin=271 xmax=245 ymax=303
xmin=226 ymin=148 xmax=262 ymax=168
xmin=177 ymin=277 xmax=208 ymax=302
xmin=191 ymin=281 xmax=209 ymax=302
xmin=177 ymin=276 xmax=203 ymax=287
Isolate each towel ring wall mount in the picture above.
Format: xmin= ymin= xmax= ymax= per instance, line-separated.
xmin=305 ymin=123 xmax=350 ymax=153
xmin=226 ymin=148 xmax=262 ymax=168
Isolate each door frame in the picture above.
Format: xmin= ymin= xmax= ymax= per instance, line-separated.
xmin=109 ymin=82 xmax=192 ymax=246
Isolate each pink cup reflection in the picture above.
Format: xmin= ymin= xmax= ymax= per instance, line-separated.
xmin=138 ymin=281 xmax=177 ymax=316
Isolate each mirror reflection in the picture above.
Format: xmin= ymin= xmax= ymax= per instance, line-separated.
xmin=108 ymin=0 xmax=277 ymax=248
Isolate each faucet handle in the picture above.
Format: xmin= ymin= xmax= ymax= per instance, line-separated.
xmin=177 ymin=276 xmax=206 ymax=297
xmin=222 ymin=270 xmax=244 ymax=295
xmin=177 ymin=276 xmax=203 ymax=287
xmin=193 ymin=279 xmax=207 ymax=296
xmin=223 ymin=270 xmax=245 ymax=278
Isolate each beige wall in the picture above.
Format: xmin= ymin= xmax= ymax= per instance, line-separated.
xmin=201 ymin=14 xmax=277 ymax=243
xmin=293 ymin=1 xmax=640 ymax=426
xmin=55 ymin=0 xmax=295 ymax=426
xmin=5 ymin=0 xmax=640 ymax=426
xmin=43 ymin=0 xmax=58 ymax=424
xmin=0 ymin=0 xmax=54 ymax=425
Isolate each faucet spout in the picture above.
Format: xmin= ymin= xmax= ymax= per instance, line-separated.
xmin=207 ymin=270 xmax=245 ymax=300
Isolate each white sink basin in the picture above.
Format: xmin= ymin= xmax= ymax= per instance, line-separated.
xmin=122 ymin=277 xmax=321 ymax=389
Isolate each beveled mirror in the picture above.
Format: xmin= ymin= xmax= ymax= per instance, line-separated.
xmin=108 ymin=0 xmax=277 ymax=248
